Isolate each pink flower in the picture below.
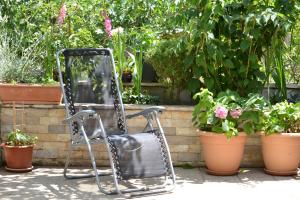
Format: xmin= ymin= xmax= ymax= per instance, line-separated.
xmin=57 ymin=3 xmax=67 ymax=26
xmin=230 ymin=109 xmax=242 ymax=119
xmin=215 ymin=106 xmax=228 ymax=119
xmin=102 ymin=11 xmax=112 ymax=38
xmin=104 ymin=17 xmax=112 ymax=37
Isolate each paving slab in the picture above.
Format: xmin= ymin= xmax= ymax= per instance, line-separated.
xmin=0 ymin=167 xmax=299 ymax=200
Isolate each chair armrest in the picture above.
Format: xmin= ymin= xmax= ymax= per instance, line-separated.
xmin=65 ymin=110 xmax=97 ymax=122
xmin=126 ymin=106 xmax=165 ymax=119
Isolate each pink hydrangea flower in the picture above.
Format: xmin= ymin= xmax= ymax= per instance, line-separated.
xmin=215 ymin=106 xmax=228 ymax=119
xmin=102 ymin=11 xmax=112 ymax=38
xmin=230 ymin=109 xmax=242 ymax=119
xmin=57 ymin=3 xmax=67 ymax=26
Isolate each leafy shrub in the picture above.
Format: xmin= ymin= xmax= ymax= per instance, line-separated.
xmin=192 ymin=88 xmax=267 ymax=138
xmin=6 ymin=129 xmax=37 ymax=146
xmin=122 ymin=88 xmax=159 ymax=105
xmin=193 ymin=1 xmax=298 ymax=96
xmin=0 ymin=1 xmax=170 ymax=83
xmin=0 ymin=33 xmax=45 ymax=83
xmin=154 ymin=1 xmax=300 ymax=97
xmin=146 ymin=34 xmax=193 ymax=101
xmin=262 ymin=101 xmax=300 ymax=134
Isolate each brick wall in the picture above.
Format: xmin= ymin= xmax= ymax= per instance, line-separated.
xmin=0 ymin=104 xmax=263 ymax=167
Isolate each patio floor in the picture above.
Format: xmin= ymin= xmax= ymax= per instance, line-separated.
xmin=0 ymin=167 xmax=299 ymax=200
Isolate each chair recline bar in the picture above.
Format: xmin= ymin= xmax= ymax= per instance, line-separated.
xmin=56 ymin=48 xmax=176 ymax=197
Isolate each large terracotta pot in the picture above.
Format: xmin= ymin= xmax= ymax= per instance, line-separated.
xmin=0 ymin=83 xmax=62 ymax=104
xmin=261 ymin=133 xmax=300 ymax=176
xmin=200 ymin=131 xmax=247 ymax=176
xmin=1 ymin=144 xmax=34 ymax=172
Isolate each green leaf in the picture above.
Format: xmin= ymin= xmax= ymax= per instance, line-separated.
xmin=205 ymin=78 xmax=215 ymax=92
xmin=187 ymin=78 xmax=200 ymax=94
xmin=243 ymin=122 xmax=254 ymax=134
xmin=240 ymin=40 xmax=250 ymax=52
xmin=194 ymin=66 xmax=204 ymax=77
xmin=249 ymin=54 xmax=257 ymax=63
xmin=196 ymin=53 xmax=206 ymax=66
xmin=224 ymin=59 xmax=235 ymax=69
xmin=222 ymin=120 xmax=229 ymax=132
xmin=206 ymin=44 xmax=216 ymax=60
xmin=212 ymin=126 xmax=223 ymax=133
xmin=243 ymin=79 xmax=249 ymax=87
xmin=183 ymin=55 xmax=194 ymax=67
xmin=251 ymin=29 xmax=260 ymax=39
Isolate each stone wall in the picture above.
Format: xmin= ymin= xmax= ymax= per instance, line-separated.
xmin=0 ymin=104 xmax=263 ymax=167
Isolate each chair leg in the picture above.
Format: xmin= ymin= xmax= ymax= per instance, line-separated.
xmin=83 ymin=134 xmax=119 ymax=195
xmin=63 ymin=145 xmax=72 ymax=179
xmin=155 ymin=115 xmax=176 ymax=184
xmin=63 ymin=144 xmax=112 ymax=180
xmin=101 ymin=128 xmax=123 ymax=195
xmin=118 ymin=175 xmax=176 ymax=198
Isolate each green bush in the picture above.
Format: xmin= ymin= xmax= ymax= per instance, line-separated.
xmin=1 ymin=0 xmax=300 ymax=97
xmin=0 ymin=32 xmax=45 ymax=83
xmin=262 ymin=101 xmax=300 ymax=134
xmin=146 ymin=33 xmax=193 ymax=101
xmin=122 ymin=88 xmax=159 ymax=105
xmin=1 ymin=1 xmax=105 ymax=82
xmin=192 ymin=88 xmax=267 ymax=138
xmin=185 ymin=1 xmax=299 ymax=97
xmin=0 ymin=1 xmax=168 ymax=83
xmin=6 ymin=129 xmax=37 ymax=146
xmin=146 ymin=1 xmax=299 ymax=98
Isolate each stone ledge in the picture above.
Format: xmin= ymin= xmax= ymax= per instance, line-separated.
xmin=0 ymin=105 xmax=264 ymax=167
xmin=0 ymin=103 xmax=194 ymax=111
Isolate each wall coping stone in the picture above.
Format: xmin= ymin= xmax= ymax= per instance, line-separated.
xmin=1 ymin=104 xmax=195 ymax=111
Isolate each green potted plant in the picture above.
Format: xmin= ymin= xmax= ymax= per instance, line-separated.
xmin=0 ymin=32 xmax=61 ymax=105
xmin=261 ymin=101 xmax=300 ymax=176
xmin=1 ymin=129 xmax=37 ymax=172
xmin=192 ymin=88 xmax=266 ymax=175
xmin=122 ymin=66 xmax=133 ymax=83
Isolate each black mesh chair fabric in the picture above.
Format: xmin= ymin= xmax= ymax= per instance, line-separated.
xmin=63 ymin=49 xmax=126 ymax=137
xmin=108 ymin=132 xmax=167 ymax=180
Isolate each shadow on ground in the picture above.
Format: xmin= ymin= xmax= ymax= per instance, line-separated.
xmin=0 ymin=167 xmax=299 ymax=200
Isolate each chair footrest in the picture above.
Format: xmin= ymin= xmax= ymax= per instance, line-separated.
xmin=108 ymin=132 xmax=167 ymax=180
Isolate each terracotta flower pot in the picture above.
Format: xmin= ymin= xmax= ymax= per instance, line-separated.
xmin=261 ymin=133 xmax=300 ymax=176
xmin=1 ymin=144 xmax=34 ymax=172
xmin=0 ymin=83 xmax=62 ymax=104
xmin=122 ymin=72 xmax=132 ymax=83
xmin=199 ymin=131 xmax=247 ymax=175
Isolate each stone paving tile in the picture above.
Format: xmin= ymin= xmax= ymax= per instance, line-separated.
xmin=0 ymin=167 xmax=299 ymax=200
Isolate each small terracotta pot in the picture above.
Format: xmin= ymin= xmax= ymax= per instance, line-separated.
xmin=1 ymin=144 xmax=34 ymax=172
xmin=261 ymin=133 xmax=300 ymax=176
xmin=199 ymin=131 xmax=247 ymax=175
xmin=122 ymin=72 xmax=132 ymax=83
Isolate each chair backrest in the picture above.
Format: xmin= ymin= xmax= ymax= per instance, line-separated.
xmin=57 ymin=48 xmax=127 ymax=136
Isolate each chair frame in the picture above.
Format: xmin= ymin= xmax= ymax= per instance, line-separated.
xmin=56 ymin=48 xmax=176 ymax=197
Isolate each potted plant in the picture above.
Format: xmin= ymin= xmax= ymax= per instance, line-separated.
xmin=192 ymin=89 xmax=266 ymax=175
xmin=261 ymin=101 xmax=300 ymax=176
xmin=0 ymin=32 xmax=62 ymax=105
xmin=1 ymin=129 xmax=37 ymax=172
xmin=122 ymin=66 xmax=133 ymax=83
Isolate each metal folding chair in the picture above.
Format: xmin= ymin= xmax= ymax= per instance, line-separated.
xmin=56 ymin=48 xmax=175 ymax=197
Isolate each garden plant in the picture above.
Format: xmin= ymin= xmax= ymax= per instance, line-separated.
xmin=260 ymin=101 xmax=300 ymax=175
xmin=1 ymin=129 xmax=37 ymax=172
xmin=0 ymin=0 xmax=299 ymax=179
